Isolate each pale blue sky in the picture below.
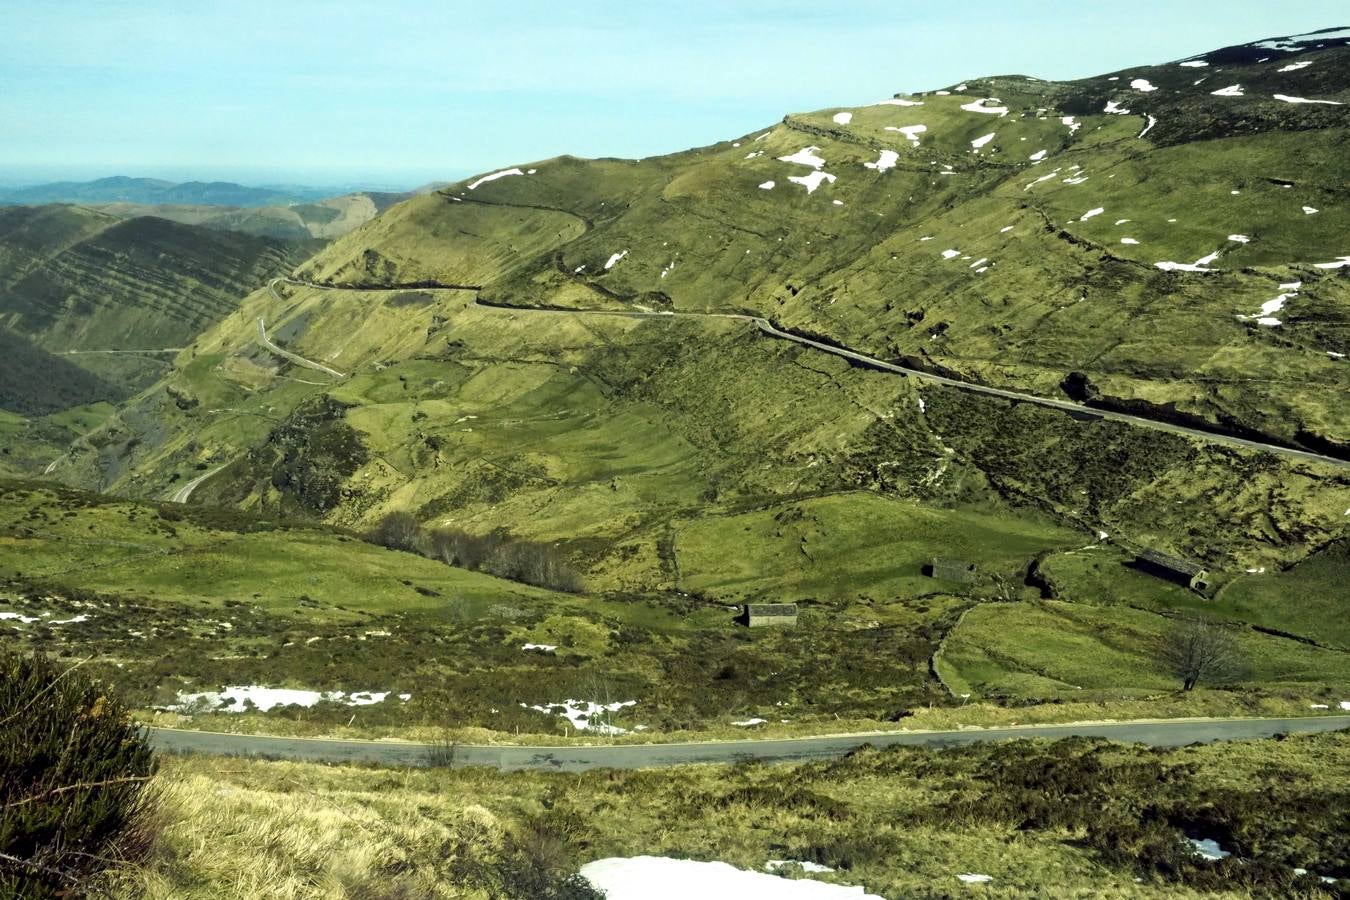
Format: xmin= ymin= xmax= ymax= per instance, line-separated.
xmin=2 ymin=1 xmax=1345 ymax=189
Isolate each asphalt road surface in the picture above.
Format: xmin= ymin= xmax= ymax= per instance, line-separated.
xmin=168 ymin=464 xmax=228 ymax=504
xmin=150 ymin=715 xmax=1350 ymax=772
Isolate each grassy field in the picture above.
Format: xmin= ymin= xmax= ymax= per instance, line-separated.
xmin=677 ymin=492 xmax=1078 ymax=602
xmin=936 ymin=599 xmax=1350 ymax=703
xmin=106 ymin=731 xmax=1350 ymax=898
xmin=0 ymin=480 xmax=961 ymax=734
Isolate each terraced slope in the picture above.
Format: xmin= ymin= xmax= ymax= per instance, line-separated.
xmin=0 ymin=207 xmax=315 ymax=400
xmin=47 ymin=30 xmax=1350 ymax=602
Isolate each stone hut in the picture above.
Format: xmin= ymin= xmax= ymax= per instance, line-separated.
xmin=740 ymin=603 xmax=798 ymax=627
xmin=927 ymin=557 xmax=977 ymax=584
xmin=1135 ymin=549 xmax=1210 ymax=593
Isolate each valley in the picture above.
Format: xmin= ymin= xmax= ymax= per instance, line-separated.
xmin=2 ymin=18 xmax=1349 ymax=899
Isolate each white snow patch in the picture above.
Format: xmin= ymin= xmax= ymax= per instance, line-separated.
xmin=941 ymin=249 xmax=961 ymax=259
xmin=1179 ymin=60 xmax=1209 ymax=68
xmin=522 ymin=643 xmax=557 ymax=652
xmin=1228 ymin=234 xmax=1250 ymax=243
xmin=1303 ymin=206 xmax=1319 ymax=215
xmin=969 ymin=257 xmax=988 ymax=268
xmin=1080 ymin=207 xmax=1105 ymax=221
xmin=1188 ymin=838 xmax=1232 ymax=861
xmin=970 ymin=132 xmax=996 ymax=150
xmin=875 ymin=97 xmax=923 ymax=106
xmin=732 ymin=718 xmax=767 ymax=726
xmin=788 ymin=171 xmax=837 ymax=193
xmin=1063 ymin=176 xmax=1089 ymax=185
xmin=1281 ymin=281 xmax=1303 ymax=289
xmin=604 ymin=250 xmax=629 ymax=270
xmin=1277 ymin=60 xmax=1313 ymax=72
xmin=1025 ymin=168 xmax=1062 ymax=190
xmin=1121 ymin=238 xmax=1140 ymax=244
xmin=0 ymin=611 xmax=40 ymax=624
xmin=1130 ymin=78 xmax=1158 ymax=92
xmin=766 ymin=861 xmax=834 ymax=874
xmin=960 ymin=98 xmax=1008 ymax=116
xmin=50 ymin=614 xmax=90 ymax=625
xmin=579 ymin=857 xmax=884 ymax=900
xmin=166 ymin=686 xmax=407 ymax=713
xmin=864 ymin=150 xmax=900 ymax=172
xmin=758 ymin=181 xmax=776 ymax=190
xmin=1328 ymin=351 xmax=1346 ymax=359
xmin=1311 ymin=703 xmax=1330 ymax=709
xmin=778 ymin=146 xmax=827 ymax=169
xmin=832 ymin=112 xmax=853 ymax=125
xmin=1273 ymin=94 xmax=1342 ymax=105
xmin=1029 ymin=149 xmax=1048 ymax=161
xmin=885 ymin=124 xmax=927 ymax=145
xmin=958 ymin=874 xmax=994 ymax=884
xmin=1000 ymin=225 xmax=1014 ymax=233
xmin=1313 ymin=256 xmax=1350 ymax=269
xmin=1138 ymin=115 xmax=1158 ymax=138
xmin=523 ymin=699 xmax=637 ymax=734
xmin=1239 ymin=290 xmax=1294 ymax=327
xmin=467 ymin=168 xmax=524 ymax=190
xmin=1341 ymin=701 xmax=1350 ymax=710
xmin=1061 ymin=115 xmax=1081 ymax=134
xmin=1104 ymin=100 xmax=1131 ymax=114
xmin=1211 ymin=84 xmax=1245 ymax=97
xmin=1155 ymin=250 xmax=1221 ymax=272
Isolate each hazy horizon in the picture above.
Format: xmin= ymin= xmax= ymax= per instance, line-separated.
xmin=4 ymin=1 xmax=1347 ymax=190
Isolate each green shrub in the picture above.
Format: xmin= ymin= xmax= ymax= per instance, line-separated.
xmin=0 ymin=649 xmax=158 ymax=897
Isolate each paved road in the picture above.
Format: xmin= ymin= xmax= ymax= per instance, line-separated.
xmin=482 ymin=302 xmax=1350 ymax=470
xmin=149 ymin=715 xmax=1350 ymax=772
xmin=168 ymin=464 xmax=228 ymax=504
xmin=256 ymin=317 xmax=345 ymax=378
xmin=269 ymin=278 xmax=1346 ymax=469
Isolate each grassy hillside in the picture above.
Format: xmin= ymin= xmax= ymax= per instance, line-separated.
xmin=89 ymin=190 xmax=408 ymax=241
xmin=113 ymin=732 xmax=1350 ymax=897
xmin=0 ymin=206 xmax=315 ymax=441
xmin=11 ymin=32 xmax=1349 ymax=736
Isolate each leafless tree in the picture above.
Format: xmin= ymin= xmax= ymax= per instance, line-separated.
xmin=1157 ymin=617 xmax=1247 ymax=691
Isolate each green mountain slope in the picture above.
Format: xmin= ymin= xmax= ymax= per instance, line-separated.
xmin=0 ymin=208 xmax=317 ymax=404
xmin=87 ymin=190 xmax=411 ymax=241
xmin=40 ymin=30 xmax=1350 ymax=606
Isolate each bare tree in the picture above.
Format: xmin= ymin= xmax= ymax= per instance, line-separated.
xmin=1157 ymin=617 xmax=1246 ymax=691
xmin=367 ymin=511 xmax=424 ymax=553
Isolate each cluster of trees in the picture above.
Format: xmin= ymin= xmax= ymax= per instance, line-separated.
xmin=367 ymin=511 xmax=584 ymax=593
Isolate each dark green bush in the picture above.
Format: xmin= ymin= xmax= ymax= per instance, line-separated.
xmin=0 ymin=649 xmax=158 ymax=897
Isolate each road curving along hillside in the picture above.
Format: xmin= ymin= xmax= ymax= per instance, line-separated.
xmin=271 ymin=277 xmax=1350 ymax=470
xmin=149 ymin=715 xmax=1350 ymax=772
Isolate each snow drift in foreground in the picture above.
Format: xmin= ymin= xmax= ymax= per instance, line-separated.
xmin=579 ymin=857 xmax=884 ymax=899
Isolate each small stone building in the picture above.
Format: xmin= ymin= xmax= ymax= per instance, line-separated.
xmin=927 ymin=557 xmax=977 ymax=584
xmin=1135 ymin=549 xmax=1210 ymax=593
xmin=740 ymin=603 xmax=798 ymax=627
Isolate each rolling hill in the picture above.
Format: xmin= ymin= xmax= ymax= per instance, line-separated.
xmin=31 ymin=29 xmax=1350 ymax=622
xmin=0 ymin=175 xmax=335 ymax=207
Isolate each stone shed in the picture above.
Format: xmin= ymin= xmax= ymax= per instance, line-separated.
xmin=927 ymin=557 xmax=977 ymax=584
xmin=740 ymin=603 xmax=798 ymax=627
xmin=1135 ymin=549 xmax=1210 ymax=593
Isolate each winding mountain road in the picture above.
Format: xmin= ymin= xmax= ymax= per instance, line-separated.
xmin=149 ymin=715 xmax=1350 ymax=771
xmin=268 ymin=277 xmax=1347 ymax=469
xmin=255 ymin=317 xmax=345 ymax=378
xmin=168 ymin=464 xmax=228 ymax=504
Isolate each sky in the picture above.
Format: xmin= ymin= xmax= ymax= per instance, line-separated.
xmin=2 ymin=1 xmax=1346 ymax=189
